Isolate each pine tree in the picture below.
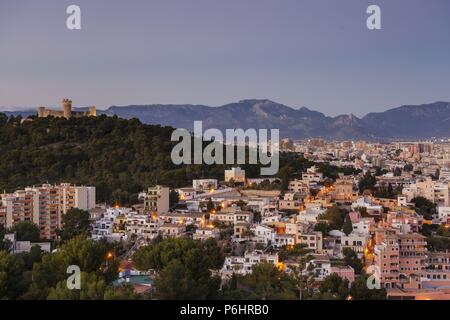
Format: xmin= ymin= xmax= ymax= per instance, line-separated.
xmin=343 ymin=214 xmax=353 ymax=236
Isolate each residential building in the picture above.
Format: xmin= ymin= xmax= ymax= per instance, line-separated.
xmin=302 ymin=166 xmax=323 ymax=183
xmin=144 ymin=185 xmax=170 ymax=213
xmin=0 ymin=183 xmax=95 ymax=239
xmin=288 ymin=179 xmax=310 ymax=194
xmin=159 ymin=223 xmax=186 ymax=238
xmin=341 ymin=232 xmax=370 ymax=255
xmin=221 ymin=250 xmax=279 ymax=278
xmin=373 ymin=231 xmax=427 ymax=290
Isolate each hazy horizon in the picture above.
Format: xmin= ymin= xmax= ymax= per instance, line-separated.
xmin=1 ymin=0 xmax=450 ymax=116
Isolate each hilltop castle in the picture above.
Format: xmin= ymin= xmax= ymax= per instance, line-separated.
xmin=37 ymin=99 xmax=96 ymax=119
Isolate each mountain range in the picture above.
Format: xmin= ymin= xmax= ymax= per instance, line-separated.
xmin=2 ymin=100 xmax=450 ymax=140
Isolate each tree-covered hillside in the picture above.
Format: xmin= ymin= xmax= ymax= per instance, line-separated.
xmin=0 ymin=114 xmax=219 ymax=204
xmin=0 ymin=114 xmax=280 ymax=204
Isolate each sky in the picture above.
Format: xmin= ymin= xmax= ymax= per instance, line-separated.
xmin=0 ymin=0 xmax=449 ymax=116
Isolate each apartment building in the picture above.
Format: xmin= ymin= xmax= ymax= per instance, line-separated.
xmin=341 ymin=232 xmax=370 ymax=255
xmin=351 ymin=197 xmax=383 ymax=216
xmin=385 ymin=211 xmax=422 ymax=233
xmin=302 ymin=166 xmax=323 ymax=183
xmin=297 ymin=231 xmax=323 ymax=253
xmin=0 ymin=183 xmax=95 ymax=239
xmin=398 ymin=233 xmax=427 ymax=278
xmin=159 ymin=223 xmax=186 ymax=238
xmin=349 ymin=211 xmax=375 ymax=235
xmin=272 ymin=233 xmax=296 ymax=248
xmin=234 ymin=211 xmax=254 ymax=224
xmin=278 ymin=192 xmax=303 ymax=211
xmin=374 ymin=234 xmax=400 ymax=289
xmin=221 ymin=250 xmax=279 ymax=278
xmin=126 ymin=213 xmax=162 ymax=240
xmin=332 ymin=178 xmax=356 ymax=201
xmin=288 ymin=179 xmax=310 ymax=194
xmin=143 ymin=185 xmax=170 ymax=213
xmin=374 ymin=231 xmax=427 ymax=290
xmin=282 ymin=221 xmax=324 ymax=252
xmin=211 ymin=211 xmax=235 ymax=225
xmin=92 ymin=207 xmax=133 ymax=240
xmin=250 ymin=224 xmax=275 ymax=245
xmin=425 ymin=252 xmax=450 ymax=282
xmin=402 ymin=177 xmax=450 ymax=207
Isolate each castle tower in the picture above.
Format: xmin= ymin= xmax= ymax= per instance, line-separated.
xmin=37 ymin=106 xmax=46 ymax=118
xmin=88 ymin=106 xmax=97 ymax=117
xmin=62 ymin=99 xmax=72 ymax=119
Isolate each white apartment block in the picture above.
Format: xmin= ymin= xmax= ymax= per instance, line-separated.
xmin=272 ymin=233 xmax=295 ymax=248
xmin=92 ymin=207 xmax=133 ymax=241
xmin=302 ymin=166 xmax=323 ymax=183
xmin=126 ymin=213 xmax=162 ymax=240
xmin=402 ymin=177 xmax=450 ymax=207
xmin=250 ymin=224 xmax=275 ymax=245
xmin=92 ymin=214 xmax=115 ymax=240
xmin=351 ymin=197 xmax=383 ymax=215
xmin=221 ymin=250 xmax=279 ymax=278
xmin=352 ymin=218 xmax=375 ymax=235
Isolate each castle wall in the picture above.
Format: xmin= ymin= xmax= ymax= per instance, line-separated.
xmin=37 ymin=100 xmax=96 ymax=119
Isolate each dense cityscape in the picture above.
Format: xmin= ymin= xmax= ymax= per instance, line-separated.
xmin=2 ymin=1 xmax=450 ymax=313
xmin=1 ymin=103 xmax=450 ymax=300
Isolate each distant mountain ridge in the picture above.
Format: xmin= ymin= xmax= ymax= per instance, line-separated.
xmin=3 ymin=100 xmax=450 ymax=140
